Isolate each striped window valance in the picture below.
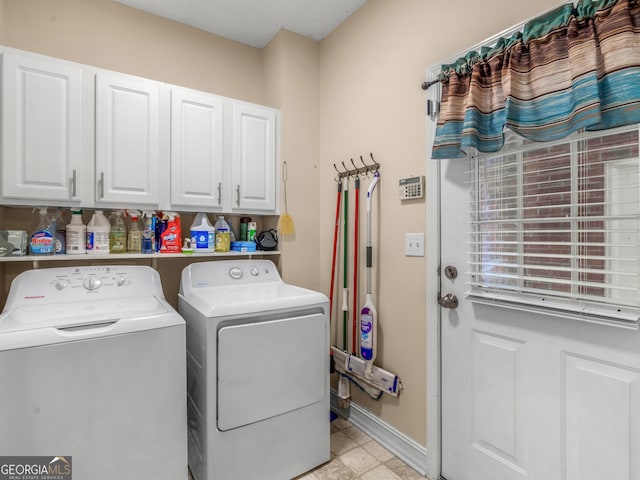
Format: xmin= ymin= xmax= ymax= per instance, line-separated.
xmin=431 ymin=0 xmax=640 ymax=159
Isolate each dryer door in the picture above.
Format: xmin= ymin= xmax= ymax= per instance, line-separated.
xmin=217 ymin=311 xmax=327 ymax=431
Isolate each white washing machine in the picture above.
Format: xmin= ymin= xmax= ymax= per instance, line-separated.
xmin=179 ymin=259 xmax=329 ymax=480
xmin=0 ymin=266 xmax=187 ymax=480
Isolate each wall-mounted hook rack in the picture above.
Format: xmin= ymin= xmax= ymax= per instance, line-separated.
xmin=333 ymin=153 xmax=380 ymax=179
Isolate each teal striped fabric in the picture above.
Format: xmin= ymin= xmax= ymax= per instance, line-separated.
xmin=432 ymin=0 xmax=640 ymax=159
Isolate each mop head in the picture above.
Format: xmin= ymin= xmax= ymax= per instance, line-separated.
xmin=331 ymin=346 xmax=401 ymax=401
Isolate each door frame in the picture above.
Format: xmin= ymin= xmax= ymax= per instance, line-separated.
xmin=425 ymin=66 xmax=442 ymax=480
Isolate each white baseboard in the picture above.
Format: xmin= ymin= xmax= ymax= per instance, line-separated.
xmin=330 ymin=390 xmax=428 ymax=477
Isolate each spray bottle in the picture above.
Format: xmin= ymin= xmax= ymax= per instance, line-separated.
xmin=29 ymin=208 xmax=55 ymax=256
xmin=142 ymin=211 xmax=156 ymax=254
xmin=159 ymin=212 xmax=182 ymax=253
xmin=52 ymin=209 xmax=67 ymax=254
xmin=109 ymin=210 xmax=127 ymax=253
xmin=127 ymin=210 xmax=143 ymax=254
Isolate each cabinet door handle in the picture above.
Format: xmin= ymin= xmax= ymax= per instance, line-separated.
xmin=235 ymin=185 xmax=240 ymax=207
xmin=100 ymin=172 xmax=105 ymax=199
xmin=71 ymin=169 xmax=77 ymax=197
xmin=217 ymin=182 xmax=222 ymax=206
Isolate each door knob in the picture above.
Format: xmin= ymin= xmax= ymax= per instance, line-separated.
xmin=438 ymin=293 xmax=459 ymax=309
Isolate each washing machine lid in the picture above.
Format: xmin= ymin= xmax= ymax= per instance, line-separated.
xmin=0 ymin=296 xmax=183 ymax=351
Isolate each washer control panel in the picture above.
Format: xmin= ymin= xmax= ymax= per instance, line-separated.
xmin=50 ymin=267 xmax=133 ymax=293
xmin=4 ymin=266 xmax=164 ymax=309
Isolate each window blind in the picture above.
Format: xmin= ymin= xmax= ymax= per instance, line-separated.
xmin=468 ymin=125 xmax=640 ymax=327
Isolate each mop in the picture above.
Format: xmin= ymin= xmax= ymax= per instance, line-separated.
xmin=331 ymin=171 xmax=403 ymax=400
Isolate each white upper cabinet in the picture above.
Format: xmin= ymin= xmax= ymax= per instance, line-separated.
xmin=0 ymin=47 xmax=280 ymax=214
xmin=1 ymin=51 xmax=84 ymax=204
xmin=170 ymin=88 xmax=224 ymax=211
xmin=230 ymin=102 xmax=278 ymax=213
xmin=95 ymin=71 xmax=162 ymax=207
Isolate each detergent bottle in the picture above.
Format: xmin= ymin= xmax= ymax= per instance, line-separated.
xmin=190 ymin=212 xmax=215 ymax=253
xmin=66 ymin=210 xmax=86 ymax=255
xmin=214 ymin=216 xmax=231 ymax=253
xmin=86 ymin=210 xmax=110 ymax=254
xmin=109 ymin=210 xmax=127 ymax=254
xmin=29 ymin=208 xmax=55 ymax=256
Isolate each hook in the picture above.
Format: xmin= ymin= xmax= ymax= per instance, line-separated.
xmin=358 ymin=155 xmax=370 ymax=177
xmin=350 ymin=158 xmax=363 ymax=178
xmin=333 ymin=163 xmax=343 ymax=182
xmin=369 ymin=152 xmax=380 ymax=171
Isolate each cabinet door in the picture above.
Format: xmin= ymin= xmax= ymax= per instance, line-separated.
xmin=231 ymin=102 xmax=278 ymax=213
xmin=1 ymin=52 xmax=83 ymax=203
xmin=170 ymin=88 xmax=224 ymax=210
xmin=95 ymin=72 xmax=160 ymax=206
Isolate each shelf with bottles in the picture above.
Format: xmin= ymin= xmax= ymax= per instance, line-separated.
xmin=0 ymin=206 xmax=279 ymax=268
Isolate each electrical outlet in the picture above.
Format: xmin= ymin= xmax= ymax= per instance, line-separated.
xmin=405 ymin=233 xmax=425 ymax=257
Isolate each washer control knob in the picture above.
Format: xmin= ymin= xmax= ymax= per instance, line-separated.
xmin=116 ymin=276 xmax=127 ymax=286
xmin=55 ymin=280 xmax=67 ymax=291
xmin=83 ymin=277 xmax=102 ymax=291
xmin=229 ymin=267 xmax=243 ymax=280
xmin=250 ymin=267 xmax=259 ymax=277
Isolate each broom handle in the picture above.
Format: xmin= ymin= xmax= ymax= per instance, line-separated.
xmin=366 ymin=172 xmax=379 ymax=294
xmin=342 ymin=177 xmax=349 ymax=351
xmin=329 ymin=181 xmax=342 ymax=320
xmin=352 ymin=176 xmax=360 ymax=355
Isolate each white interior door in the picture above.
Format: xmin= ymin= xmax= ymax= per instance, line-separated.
xmin=439 ymin=155 xmax=640 ymax=480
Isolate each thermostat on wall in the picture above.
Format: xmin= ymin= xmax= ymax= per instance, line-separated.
xmin=398 ymin=176 xmax=424 ymax=200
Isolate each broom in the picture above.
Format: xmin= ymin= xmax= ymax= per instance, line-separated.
xmin=279 ymin=161 xmax=295 ymax=235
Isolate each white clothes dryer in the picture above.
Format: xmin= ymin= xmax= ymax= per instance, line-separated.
xmin=0 ymin=266 xmax=187 ymax=480
xmin=179 ymin=259 xmax=330 ymax=480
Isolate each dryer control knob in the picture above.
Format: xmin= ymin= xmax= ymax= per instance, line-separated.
xmin=83 ymin=277 xmax=102 ymax=291
xmin=116 ymin=276 xmax=127 ymax=286
xmin=250 ymin=267 xmax=259 ymax=277
xmin=55 ymin=280 xmax=67 ymax=291
xmin=229 ymin=267 xmax=243 ymax=280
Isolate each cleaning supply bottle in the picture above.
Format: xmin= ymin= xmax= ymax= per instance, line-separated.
xmin=86 ymin=210 xmax=110 ymax=254
xmin=127 ymin=210 xmax=143 ymax=254
xmin=159 ymin=212 xmax=182 ymax=253
xmin=109 ymin=210 xmax=127 ymax=254
xmin=29 ymin=208 xmax=55 ymax=256
xmin=214 ymin=215 xmax=231 ymax=253
xmin=66 ymin=210 xmax=86 ymax=255
xmin=142 ymin=211 xmax=156 ymax=254
xmin=52 ymin=209 xmax=67 ymax=254
xmin=190 ymin=212 xmax=215 ymax=253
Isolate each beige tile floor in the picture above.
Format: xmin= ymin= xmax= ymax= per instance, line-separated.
xmin=187 ymin=415 xmax=423 ymax=480
xmin=294 ymin=416 xmax=424 ymax=480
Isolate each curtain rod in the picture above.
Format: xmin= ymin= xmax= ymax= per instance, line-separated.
xmin=421 ymin=79 xmax=440 ymax=90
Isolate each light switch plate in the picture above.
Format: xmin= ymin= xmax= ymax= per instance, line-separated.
xmin=405 ymin=233 xmax=425 ymax=257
